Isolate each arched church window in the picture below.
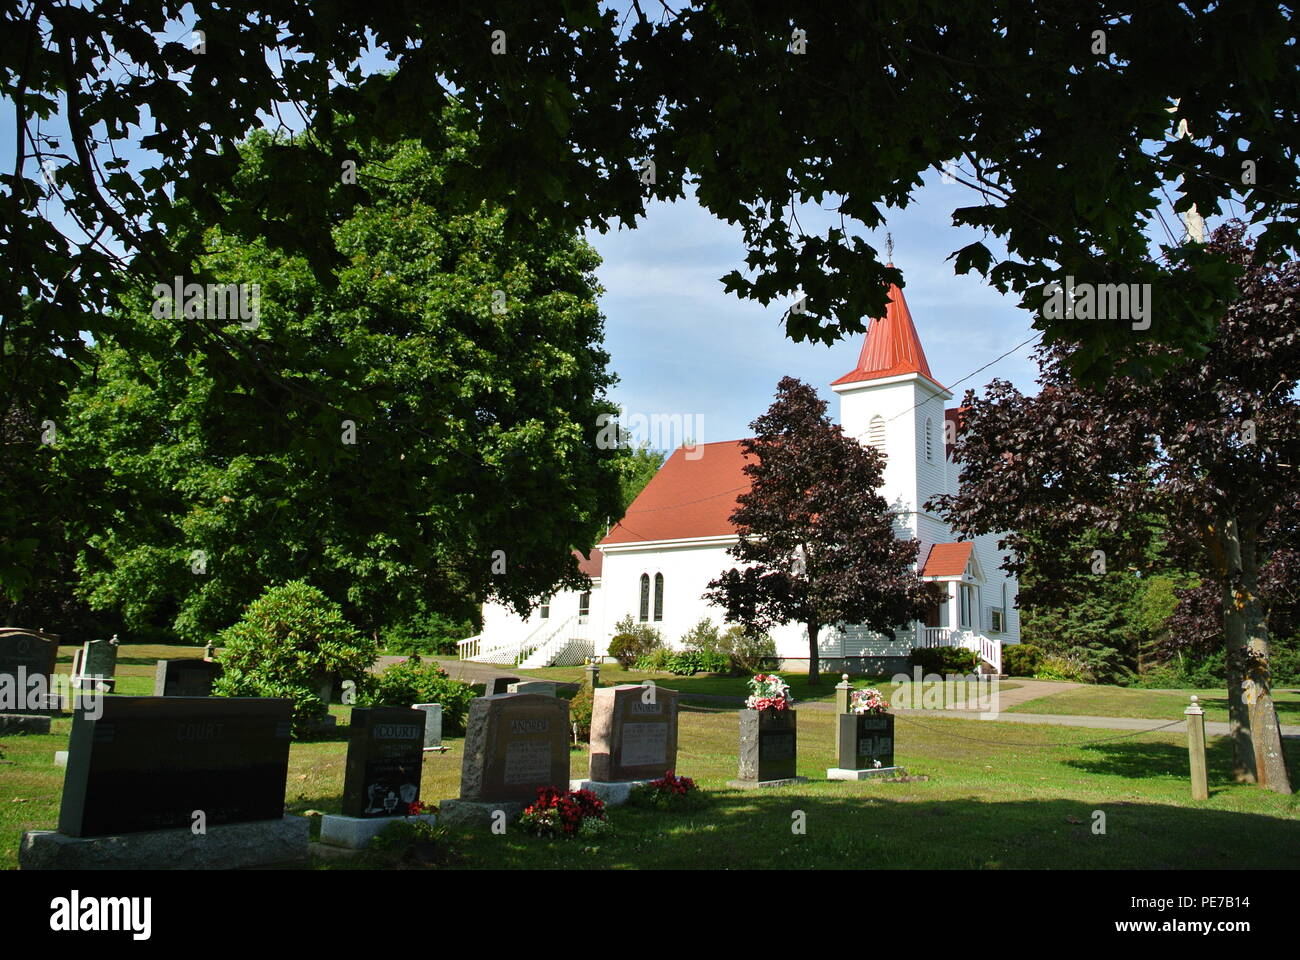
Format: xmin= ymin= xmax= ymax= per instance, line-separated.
xmin=639 ymin=574 xmax=650 ymax=622
xmin=653 ymin=573 xmax=664 ymax=622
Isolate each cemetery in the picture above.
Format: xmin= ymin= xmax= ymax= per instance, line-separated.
xmin=0 ymin=640 xmax=1297 ymax=870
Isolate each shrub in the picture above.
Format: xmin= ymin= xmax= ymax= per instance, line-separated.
xmin=214 ymin=580 xmax=376 ymax=737
xmin=357 ymin=657 xmax=476 ymax=736
xmin=1034 ymin=651 xmax=1096 ymax=683
xmin=1002 ymin=643 xmax=1042 ymax=677
xmin=568 ymin=683 xmax=594 ymax=742
xmin=382 ymin=610 xmax=476 ymax=657
xmin=608 ymin=614 xmax=665 ymax=668
xmin=909 ymin=646 xmax=979 ymax=676
xmin=718 ymin=624 xmax=777 ymax=674
xmin=633 ymin=648 xmax=675 ymax=672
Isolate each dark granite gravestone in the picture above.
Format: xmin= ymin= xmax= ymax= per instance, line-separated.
xmin=837 ymin=713 xmax=895 ymax=770
xmin=57 ymin=696 xmax=293 ymax=837
xmin=0 ymin=628 xmax=62 ymax=714
xmin=589 ymin=684 xmax=679 ymax=782
xmin=74 ymin=638 xmax=119 ymax=692
xmin=341 ymin=707 xmax=426 ymax=818
xmin=485 ymin=676 xmax=521 ymax=696
xmin=736 ymin=708 xmax=799 ymax=783
xmin=458 ymin=693 xmax=569 ymax=802
xmin=154 ymin=658 xmax=222 ymax=697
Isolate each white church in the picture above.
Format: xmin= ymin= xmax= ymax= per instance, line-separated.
xmin=460 ymin=274 xmax=1020 ymax=675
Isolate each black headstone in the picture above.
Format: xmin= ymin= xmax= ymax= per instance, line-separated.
xmin=0 ymin=629 xmax=61 ymax=713
xmin=738 ymin=708 xmax=798 ymax=782
xmin=341 ymin=707 xmax=427 ymax=818
xmin=154 ymin=659 xmax=222 ymax=696
xmin=57 ymin=696 xmax=293 ymax=837
xmin=485 ymin=676 xmax=521 ymax=696
xmin=837 ymin=713 xmax=895 ymax=769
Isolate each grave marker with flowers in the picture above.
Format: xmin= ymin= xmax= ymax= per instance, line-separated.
xmin=827 ymin=675 xmax=906 ymax=780
xmin=570 ymin=683 xmax=681 ymax=805
xmin=727 ymin=674 xmax=807 ymax=789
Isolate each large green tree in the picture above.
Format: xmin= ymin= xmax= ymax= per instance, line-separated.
xmin=705 ymin=377 xmax=942 ymax=684
xmin=56 ymin=129 xmax=624 ymax=641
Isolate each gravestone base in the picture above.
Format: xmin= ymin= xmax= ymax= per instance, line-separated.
xmin=19 ymin=815 xmax=310 ymax=870
xmin=727 ymin=776 xmax=808 ymax=790
xmin=568 ymin=778 xmax=654 ymax=806
xmin=73 ymin=678 xmax=115 ymax=694
xmin=437 ymin=798 xmax=527 ymax=830
xmin=827 ymin=766 xmax=908 ymax=781
xmin=319 ymin=813 xmax=437 ymax=850
xmin=0 ymin=714 xmax=52 ymax=734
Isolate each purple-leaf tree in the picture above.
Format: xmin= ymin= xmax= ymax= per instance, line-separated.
xmin=931 ymin=223 xmax=1298 ymax=793
xmin=706 ymin=377 xmax=943 ymax=685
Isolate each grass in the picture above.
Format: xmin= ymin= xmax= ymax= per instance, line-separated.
xmin=1008 ymin=684 xmax=1300 ymax=724
xmin=4 ymin=700 xmax=1298 ymax=870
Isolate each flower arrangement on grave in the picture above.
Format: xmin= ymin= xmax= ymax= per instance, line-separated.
xmin=406 ymin=800 xmax=436 ymax=817
xmin=849 ymin=688 xmax=889 ymax=715
xmin=628 ymin=770 xmax=706 ymax=811
xmin=745 ymin=673 xmax=794 ymax=712
xmin=519 ymin=786 xmax=608 ymax=838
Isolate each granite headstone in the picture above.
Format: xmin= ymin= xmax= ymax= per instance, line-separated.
xmin=341 ymin=707 xmax=426 ymax=818
xmin=485 ymin=676 xmax=521 ymax=696
xmin=737 ymin=708 xmax=798 ymax=783
xmin=154 ymin=658 xmax=222 ymax=697
xmin=837 ymin=713 xmax=895 ymax=769
xmin=0 ymin=628 xmax=61 ymax=713
xmin=589 ymin=683 xmax=679 ymax=782
xmin=57 ymin=695 xmax=293 ymax=837
xmin=412 ymin=703 xmax=443 ymax=749
xmin=458 ymin=693 xmax=569 ymax=802
xmin=74 ymin=638 xmax=119 ymax=692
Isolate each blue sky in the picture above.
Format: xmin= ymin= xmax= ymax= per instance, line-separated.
xmin=588 ymin=173 xmax=1043 ymax=446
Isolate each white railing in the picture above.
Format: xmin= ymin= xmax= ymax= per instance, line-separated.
xmin=916 ymin=626 xmax=1001 ymax=673
xmin=457 ymin=634 xmax=482 ymax=660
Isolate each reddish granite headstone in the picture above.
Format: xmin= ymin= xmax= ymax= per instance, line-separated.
xmin=458 ymin=693 xmax=569 ymax=802
xmin=589 ymin=683 xmax=679 ymax=782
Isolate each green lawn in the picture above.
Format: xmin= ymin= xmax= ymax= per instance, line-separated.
xmin=4 ymin=700 xmax=1298 ymax=870
xmin=1009 ymin=684 xmax=1300 ymax=725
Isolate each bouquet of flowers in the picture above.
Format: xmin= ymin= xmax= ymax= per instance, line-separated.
xmin=849 ymin=688 xmax=889 ymax=715
xmin=628 ymin=770 xmax=706 ymax=811
xmin=519 ymin=786 xmax=607 ymax=838
xmin=745 ymin=673 xmax=794 ymax=711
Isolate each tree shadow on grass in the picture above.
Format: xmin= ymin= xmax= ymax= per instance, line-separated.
xmin=442 ymin=789 xmax=1300 ymax=870
xmin=1064 ymin=736 xmax=1300 ymax=786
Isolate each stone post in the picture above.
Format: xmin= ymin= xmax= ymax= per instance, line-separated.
xmin=834 ymin=674 xmax=853 ymax=762
xmin=1185 ymin=695 xmax=1208 ymax=801
xmin=585 ymin=657 xmax=600 ymax=690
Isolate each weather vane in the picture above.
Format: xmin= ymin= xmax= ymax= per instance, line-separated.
xmin=885 ymin=232 xmax=894 ymax=263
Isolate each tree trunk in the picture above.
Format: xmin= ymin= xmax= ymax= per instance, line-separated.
xmin=1215 ymin=516 xmax=1292 ymax=793
xmin=807 ymin=619 xmax=820 ymax=685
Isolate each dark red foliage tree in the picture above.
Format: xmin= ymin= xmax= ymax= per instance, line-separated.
xmin=931 ymin=223 xmax=1299 ymax=793
xmin=705 ymin=377 xmax=942 ymax=685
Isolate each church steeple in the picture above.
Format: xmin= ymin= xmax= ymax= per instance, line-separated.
xmin=829 ymin=266 xmax=943 ymax=390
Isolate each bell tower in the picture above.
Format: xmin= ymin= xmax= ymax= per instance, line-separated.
xmin=829 ymin=265 xmax=952 ymax=544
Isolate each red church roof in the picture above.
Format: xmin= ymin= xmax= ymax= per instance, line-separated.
xmin=831 ymin=269 xmax=945 ymax=390
xmin=600 ymin=441 xmax=753 ymax=545
xmin=921 ymin=542 xmax=972 ymax=578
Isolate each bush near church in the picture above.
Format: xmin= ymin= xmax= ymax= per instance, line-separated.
xmin=608 ymin=615 xmax=665 ymax=668
xmin=1002 ymin=643 xmax=1042 ymax=677
xmin=213 ymin=580 xmax=377 ymax=736
xmin=358 ymin=657 xmax=476 ymax=736
xmin=909 ymin=646 xmax=979 ymax=676
xmin=382 ymin=609 xmax=477 ymax=657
